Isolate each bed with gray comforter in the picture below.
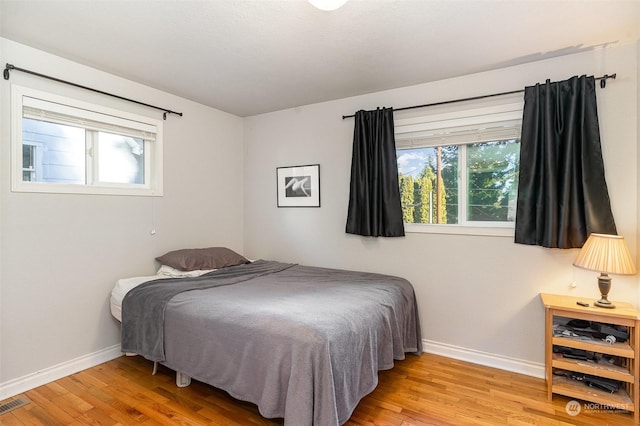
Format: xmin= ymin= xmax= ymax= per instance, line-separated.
xmin=121 ymin=260 xmax=421 ymax=425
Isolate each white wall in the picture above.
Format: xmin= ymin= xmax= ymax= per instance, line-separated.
xmin=0 ymin=38 xmax=244 ymax=396
xmin=243 ymin=42 xmax=639 ymax=376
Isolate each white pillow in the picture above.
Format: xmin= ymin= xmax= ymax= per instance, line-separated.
xmin=157 ymin=264 xmax=215 ymax=278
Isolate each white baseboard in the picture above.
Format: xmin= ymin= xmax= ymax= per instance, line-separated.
xmin=0 ymin=344 xmax=123 ymax=400
xmin=422 ymin=339 xmax=545 ymax=379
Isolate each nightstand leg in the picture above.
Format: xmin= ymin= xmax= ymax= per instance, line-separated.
xmin=634 ymin=321 xmax=639 ymax=423
xmin=545 ymin=306 xmax=553 ymax=401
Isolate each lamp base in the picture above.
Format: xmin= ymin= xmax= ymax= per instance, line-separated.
xmin=595 ymin=273 xmax=615 ymax=309
xmin=595 ymin=298 xmax=616 ymax=309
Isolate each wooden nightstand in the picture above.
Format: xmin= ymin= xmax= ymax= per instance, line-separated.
xmin=540 ymin=293 xmax=640 ymax=423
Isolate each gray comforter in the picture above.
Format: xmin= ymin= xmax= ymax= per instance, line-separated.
xmin=121 ymin=260 xmax=422 ymax=425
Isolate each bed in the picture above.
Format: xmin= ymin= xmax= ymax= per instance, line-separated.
xmin=111 ymin=247 xmax=422 ymax=426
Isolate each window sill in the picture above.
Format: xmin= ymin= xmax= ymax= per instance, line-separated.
xmin=404 ymin=223 xmax=514 ymax=237
xmin=12 ymin=182 xmax=162 ymax=197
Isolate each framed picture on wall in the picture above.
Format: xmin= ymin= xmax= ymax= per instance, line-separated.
xmin=276 ymin=164 xmax=320 ymax=207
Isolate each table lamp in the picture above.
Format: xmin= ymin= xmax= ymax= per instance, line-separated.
xmin=573 ymin=233 xmax=636 ymax=308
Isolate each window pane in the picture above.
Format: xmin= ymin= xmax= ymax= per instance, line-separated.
xmin=22 ymin=144 xmax=36 ymax=181
xmin=466 ymin=140 xmax=520 ymax=222
xmin=22 ymin=118 xmax=85 ymax=184
xmin=98 ymin=132 xmax=145 ymax=184
xmin=397 ymin=146 xmax=459 ymax=224
xmin=440 ymin=146 xmax=459 ymax=224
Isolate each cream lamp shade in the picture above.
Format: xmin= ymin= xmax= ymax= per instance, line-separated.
xmin=573 ymin=233 xmax=636 ymax=308
xmin=308 ymin=0 xmax=348 ymax=11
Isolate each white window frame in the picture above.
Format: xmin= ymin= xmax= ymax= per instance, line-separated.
xmin=11 ymin=85 xmax=163 ymax=196
xmin=395 ymin=102 xmax=523 ymax=237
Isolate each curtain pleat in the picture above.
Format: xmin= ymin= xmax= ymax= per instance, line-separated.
xmin=514 ymin=75 xmax=617 ymax=248
xmin=346 ymin=108 xmax=405 ymax=237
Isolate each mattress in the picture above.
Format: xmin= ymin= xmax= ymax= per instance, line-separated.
xmin=110 ymin=265 xmax=214 ymax=321
xmin=110 ymin=275 xmax=167 ymax=322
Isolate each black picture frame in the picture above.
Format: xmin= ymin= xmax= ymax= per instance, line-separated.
xmin=276 ymin=164 xmax=320 ymax=207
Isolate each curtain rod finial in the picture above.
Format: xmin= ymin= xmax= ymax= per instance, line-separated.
xmin=3 ymin=64 xmax=12 ymax=80
xmin=600 ymin=73 xmax=616 ymax=89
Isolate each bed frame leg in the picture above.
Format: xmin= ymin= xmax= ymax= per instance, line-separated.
xmin=176 ymin=372 xmax=191 ymax=387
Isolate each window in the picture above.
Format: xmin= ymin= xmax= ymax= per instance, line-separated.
xmin=11 ymin=85 xmax=163 ymax=196
xmin=395 ymin=102 xmax=522 ymax=235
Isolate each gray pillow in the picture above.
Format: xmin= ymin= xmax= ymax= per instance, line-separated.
xmin=156 ymin=247 xmax=250 ymax=271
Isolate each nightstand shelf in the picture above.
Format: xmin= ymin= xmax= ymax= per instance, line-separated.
xmin=552 ymin=375 xmax=633 ymax=408
xmin=541 ymin=293 xmax=640 ymax=423
xmin=551 ymin=336 xmax=634 ymax=358
xmin=552 ymin=354 xmax=633 ymax=383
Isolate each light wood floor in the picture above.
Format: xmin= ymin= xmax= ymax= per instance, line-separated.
xmin=1 ymin=353 xmax=636 ymax=425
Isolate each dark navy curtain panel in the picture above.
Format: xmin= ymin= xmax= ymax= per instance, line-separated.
xmin=346 ymin=107 xmax=405 ymax=237
xmin=515 ymin=75 xmax=617 ymax=249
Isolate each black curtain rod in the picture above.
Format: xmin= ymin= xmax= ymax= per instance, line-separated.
xmin=4 ymin=63 xmax=183 ymax=120
xmin=341 ymin=73 xmax=616 ymax=119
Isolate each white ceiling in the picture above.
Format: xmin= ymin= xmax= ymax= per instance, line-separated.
xmin=1 ymin=0 xmax=639 ymax=117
